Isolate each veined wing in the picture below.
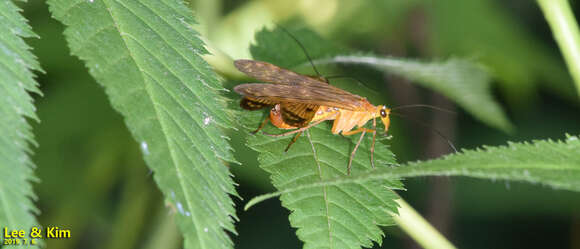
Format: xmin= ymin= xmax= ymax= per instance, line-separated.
xmin=234 ymin=83 xmax=367 ymax=111
xmin=240 ymin=96 xmax=275 ymax=110
xmin=234 ymin=59 xmax=325 ymax=86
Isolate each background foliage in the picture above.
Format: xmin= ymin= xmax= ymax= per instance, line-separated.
xmin=1 ymin=0 xmax=579 ymax=249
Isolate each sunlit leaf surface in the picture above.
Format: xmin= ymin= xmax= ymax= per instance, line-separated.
xmin=48 ymin=0 xmax=238 ymax=248
xmin=0 ymin=1 xmax=42 ymax=248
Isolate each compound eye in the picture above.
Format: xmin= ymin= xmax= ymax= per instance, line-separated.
xmin=380 ymin=109 xmax=387 ymax=117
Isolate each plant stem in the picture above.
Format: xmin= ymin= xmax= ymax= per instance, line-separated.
xmin=390 ymin=198 xmax=457 ymax=249
xmin=537 ymin=0 xmax=580 ymax=97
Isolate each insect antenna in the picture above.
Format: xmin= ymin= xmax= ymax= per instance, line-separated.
xmin=391 ymin=104 xmax=456 ymax=115
xmin=276 ymin=24 xmax=323 ymax=78
xmin=324 ymin=75 xmax=368 ymax=85
xmin=389 ymin=112 xmax=458 ymax=153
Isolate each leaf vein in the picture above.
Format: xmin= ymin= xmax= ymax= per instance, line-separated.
xmin=113 ymin=0 xmax=220 ymax=112
xmin=306 ymin=130 xmax=334 ymax=249
xmin=74 ymin=24 xmax=116 ymax=53
xmin=100 ymin=1 xmax=207 ymax=248
xmin=140 ymin=69 xmax=226 ymax=157
xmin=60 ymin=0 xmax=86 ymax=17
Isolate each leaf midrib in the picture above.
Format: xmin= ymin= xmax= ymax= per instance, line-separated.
xmin=114 ymin=0 xmax=230 ymax=155
xmin=101 ymin=1 xmax=207 ymax=248
xmin=400 ymin=163 xmax=580 ymax=172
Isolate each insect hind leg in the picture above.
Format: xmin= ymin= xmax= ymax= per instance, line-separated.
xmin=347 ymin=129 xmax=367 ymax=175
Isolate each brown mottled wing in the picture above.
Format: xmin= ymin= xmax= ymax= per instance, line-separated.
xmin=240 ymin=97 xmax=275 ymax=110
xmin=234 ymin=59 xmax=325 ymax=86
xmin=279 ymin=103 xmax=319 ymax=127
xmin=234 ymin=83 xmax=366 ymax=111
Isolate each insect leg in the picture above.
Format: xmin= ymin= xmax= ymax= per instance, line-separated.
xmin=347 ymin=129 xmax=367 ymax=175
xmin=342 ymin=127 xmax=377 ymax=173
xmin=284 ymin=132 xmax=302 ymax=152
xmin=252 ymin=118 xmax=270 ymax=134
xmin=371 ymin=118 xmax=377 ymax=169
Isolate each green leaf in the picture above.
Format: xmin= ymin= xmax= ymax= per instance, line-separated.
xmin=242 ymin=113 xmax=403 ymax=249
xmin=315 ymin=55 xmax=513 ymax=133
xmin=247 ymin=134 xmax=580 ymax=206
xmin=47 ymin=1 xmax=237 ymax=248
xmin=241 ymin=25 xmax=404 ymax=249
xmin=393 ymin=134 xmax=580 ymax=191
xmin=0 ymin=1 xmax=42 ymax=247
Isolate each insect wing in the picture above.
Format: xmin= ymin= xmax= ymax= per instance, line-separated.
xmin=234 ymin=60 xmax=324 ymax=86
xmin=240 ymin=97 xmax=275 ymax=110
xmin=234 ymin=83 xmax=366 ymax=111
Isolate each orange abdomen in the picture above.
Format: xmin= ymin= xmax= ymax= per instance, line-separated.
xmin=269 ymin=105 xmax=296 ymax=129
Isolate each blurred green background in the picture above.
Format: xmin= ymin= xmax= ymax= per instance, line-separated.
xmin=19 ymin=0 xmax=580 ymax=248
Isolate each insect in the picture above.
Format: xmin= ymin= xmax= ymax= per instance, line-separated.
xmin=233 ymin=59 xmax=390 ymax=175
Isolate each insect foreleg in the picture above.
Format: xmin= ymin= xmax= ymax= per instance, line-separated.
xmin=346 ymin=129 xmax=367 ymax=175
xmin=371 ymin=118 xmax=377 ymax=169
xmin=342 ymin=127 xmax=377 ymax=173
